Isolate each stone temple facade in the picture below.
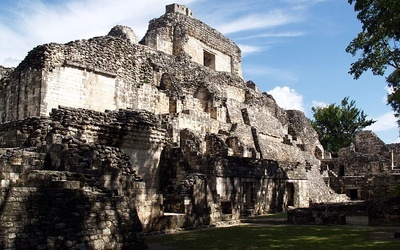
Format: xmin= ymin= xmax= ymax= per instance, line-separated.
xmin=322 ymin=130 xmax=400 ymax=201
xmin=0 ymin=3 xmax=348 ymax=249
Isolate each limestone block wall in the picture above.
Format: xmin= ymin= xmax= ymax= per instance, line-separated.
xmin=1 ymin=32 xmax=247 ymax=124
xmin=0 ymin=139 xmax=147 ymax=249
xmin=0 ymin=187 xmax=146 ymax=249
xmin=211 ymin=157 xmax=284 ymax=214
xmin=246 ymin=105 xmax=287 ymax=138
xmin=226 ymin=85 xmax=246 ymax=103
xmin=121 ymin=142 xmax=165 ymax=190
xmin=0 ymin=69 xmax=42 ymax=122
xmin=369 ymin=196 xmax=400 ymax=226
xmin=0 ymin=117 xmax=50 ymax=148
xmin=0 ymin=4 xmax=347 ymax=233
xmin=0 ymin=108 xmax=168 ymax=247
xmin=141 ymin=4 xmax=242 ymax=77
xmin=41 ymin=64 xmax=118 ymax=116
xmin=134 ymin=189 xmax=164 ymax=232
xmin=0 ymin=65 xmax=13 ymax=80
xmin=325 ymin=131 xmax=400 ymax=200
xmin=137 ymin=82 xmax=170 ymax=114
xmin=1 ymin=35 xmax=188 ymax=122
xmin=181 ymin=96 xmax=205 ymax=113
xmin=333 ymin=131 xmax=392 ymax=177
xmin=306 ymin=164 xmax=348 ymax=203
xmin=48 ymin=107 xmax=169 ymax=190
xmin=329 ymin=174 xmax=400 ymax=200
xmin=0 ymin=150 xmax=45 ymax=189
xmin=185 ymin=36 xmax=233 ymax=73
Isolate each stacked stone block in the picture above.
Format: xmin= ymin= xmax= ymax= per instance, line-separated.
xmin=0 ymin=4 xmax=351 ymax=241
xmin=0 ymin=187 xmax=146 ymax=249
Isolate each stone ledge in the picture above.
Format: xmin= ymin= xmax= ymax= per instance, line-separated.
xmin=64 ymin=60 xmax=117 ymax=78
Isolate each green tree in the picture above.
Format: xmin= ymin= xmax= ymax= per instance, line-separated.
xmin=311 ymin=97 xmax=375 ymax=155
xmin=346 ymin=0 xmax=400 ymax=126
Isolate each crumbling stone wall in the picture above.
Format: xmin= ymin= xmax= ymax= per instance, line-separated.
xmin=0 ymin=187 xmax=145 ymax=249
xmin=0 ymin=107 xmax=173 ymax=248
xmin=323 ymin=131 xmax=400 ymax=200
xmin=141 ymin=3 xmax=242 ymax=77
xmin=369 ymin=196 xmax=400 ymax=226
xmin=0 ymin=4 xmax=348 ymax=240
xmin=0 ymin=66 xmax=13 ymax=89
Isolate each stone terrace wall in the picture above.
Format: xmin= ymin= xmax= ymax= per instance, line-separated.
xmin=0 ymin=107 xmax=176 ymax=247
xmin=0 ymin=117 xmax=50 ymax=148
xmin=325 ymin=131 xmax=400 ymax=200
xmin=369 ymin=196 xmax=400 ymax=226
xmin=0 ymin=148 xmax=147 ymax=249
xmin=47 ymin=106 xmax=169 ymax=190
xmin=0 ymin=33 xmax=246 ymax=123
xmin=0 ymin=187 xmax=146 ymax=249
xmin=0 ymin=4 xmax=349 ymax=237
xmin=287 ymin=202 xmax=368 ymax=225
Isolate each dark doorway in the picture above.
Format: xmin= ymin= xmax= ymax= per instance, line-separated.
xmin=286 ymin=182 xmax=295 ymax=207
xmin=339 ymin=165 xmax=345 ymax=177
xmin=349 ymin=189 xmax=359 ymax=200
xmin=243 ymin=182 xmax=255 ymax=209
xmin=203 ymin=50 xmax=215 ymax=70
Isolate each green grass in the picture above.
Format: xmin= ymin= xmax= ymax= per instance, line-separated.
xmin=250 ymin=212 xmax=288 ymax=219
xmin=146 ymin=225 xmax=400 ymax=249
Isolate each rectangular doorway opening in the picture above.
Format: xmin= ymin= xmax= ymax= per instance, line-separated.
xmin=348 ymin=188 xmax=359 ymax=200
xmin=203 ymin=50 xmax=215 ymax=70
xmin=286 ymin=182 xmax=295 ymax=207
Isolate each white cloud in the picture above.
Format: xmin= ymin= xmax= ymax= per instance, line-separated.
xmin=382 ymin=85 xmax=392 ymax=103
xmin=216 ymin=10 xmax=299 ymax=34
xmin=244 ymin=66 xmax=298 ymax=83
xmin=237 ymin=44 xmax=263 ymax=57
xmin=0 ymin=0 xmax=195 ymax=67
xmin=267 ymin=86 xmax=304 ymax=111
xmin=311 ymin=100 xmax=328 ymax=108
xmin=366 ymin=112 xmax=397 ymax=132
xmin=283 ymin=0 xmax=329 ymax=10
xmin=255 ymin=31 xmax=305 ymax=38
xmin=235 ymin=31 xmax=305 ymax=41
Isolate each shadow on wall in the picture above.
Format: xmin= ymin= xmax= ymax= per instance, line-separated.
xmin=0 ymin=187 xmax=146 ymax=249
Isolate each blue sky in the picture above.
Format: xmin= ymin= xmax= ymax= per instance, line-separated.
xmin=0 ymin=0 xmax=398 ymax=143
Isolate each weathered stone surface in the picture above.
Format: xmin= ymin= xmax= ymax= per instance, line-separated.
xmin=0 ymin=3 xmax=349 ymax=248
xmin=288 ymin=201 xmax=369 ymax=225
xmin=108 ymin=25 xmax=138 ymax=44
xmin=368 ymin=196 xmax=400 ymax=226
xmin=288 ymin=208 xmax=346 ymax=225
xmin=0 ymin=187 xmax=146 ymax=249
xmin=141 ymin=3 xmax=241 ymax=77
xmin=323 ymin=130 xmax=400 ymax=201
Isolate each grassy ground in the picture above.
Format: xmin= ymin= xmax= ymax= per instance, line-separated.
xmin=246 ymin=213 xmax=288 ymax=219
xmin=146 ymin=224 xmax=400 ymax=249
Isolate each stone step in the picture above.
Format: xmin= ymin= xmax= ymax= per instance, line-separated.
xmin=221 ymin=214 xmax=232 ymax=221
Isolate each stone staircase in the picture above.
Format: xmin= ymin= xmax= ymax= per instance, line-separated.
xmin=307 ymin=166 xmax=349 ymax=204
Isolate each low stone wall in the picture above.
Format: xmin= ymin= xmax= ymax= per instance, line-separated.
xmin=0 ymin=187 xmax=146 ymax=249
xmin=369 ymin=196 xmax=400 ymax=226
xmin=288 ymin=208 xmax=346 ymax=225
xmin=0 ymin=107 xmax=165 ymax=249
xmin=287 ymin=202 xmax=368 ymax=225
xmin=0 ymin=117 xmax=50 ymax=148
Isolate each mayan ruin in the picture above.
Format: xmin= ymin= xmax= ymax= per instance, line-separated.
xmin=1 ymin=3 xmax=400 ymax=249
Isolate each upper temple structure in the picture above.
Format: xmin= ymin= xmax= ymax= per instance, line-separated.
xmin=1 ymin=3 xmax=398 ymax=249
xmin=141 ymin=4 xmax=242 ymax=77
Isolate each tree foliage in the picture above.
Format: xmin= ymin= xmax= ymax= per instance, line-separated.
xmin=346 ymin=0 xmax=400 ymax=126
xmin=311 ymin=97 xmax=375 ymax=154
